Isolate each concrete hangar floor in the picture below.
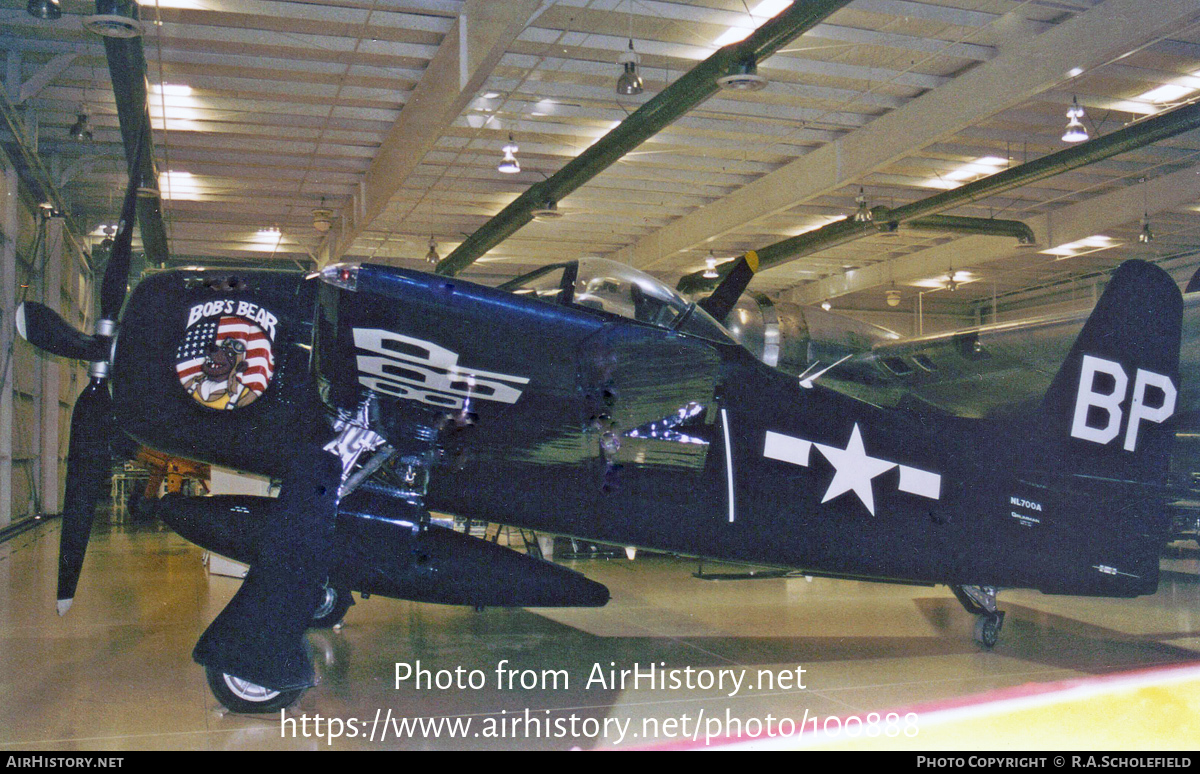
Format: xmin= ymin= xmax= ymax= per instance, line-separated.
xmin=1 ymin=519 xmax=1199 ymax=751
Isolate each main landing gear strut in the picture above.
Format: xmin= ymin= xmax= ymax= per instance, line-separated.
xmin=951 ymin=585 xmax=1005 ymax=648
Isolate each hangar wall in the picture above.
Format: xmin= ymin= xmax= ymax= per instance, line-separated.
xmin=0 ymin=153 xmax=93 ymax=528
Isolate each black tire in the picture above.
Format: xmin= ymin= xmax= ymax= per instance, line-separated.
xmin=310 ymin=582 xmax=353 ymax=629
xmin=205 ymin=667 xmax=305 ymax=713
xmin=974 ymin=615 xmax=1000 ymax=648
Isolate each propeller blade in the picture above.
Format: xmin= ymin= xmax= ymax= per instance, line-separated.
xmin=99 ymin=159 xmax=141 ymax=322
xmin=56 ymin=378 xmax=113 ymax=614
xmin=192 ymin=442 xmax=341 ymax=690
xmin=16 ymin=302 xmax=105 ymax=361
xmin=52 ymin=125 xmax=146 ymax=614
xmin=697 ymin=250 xmax=759 ymax=321
xmin=99 ymin=122 xmax=150 ymax=322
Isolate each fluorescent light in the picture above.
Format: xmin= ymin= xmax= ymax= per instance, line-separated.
xmin=253 ymin=227 xmax=281 ymax=244
xmin=1040 ymin=234 xmax=1118 ymax=259
xmin=921 ymin=156 xmax=1007 ymax=189
xmin=911 ymin=271 xmax=978 ymax=289
xmin=149 ymin=81 xmax=203 ymax=131
xmin=784 ymin=215 xmax=846 ymax=237
xmin=248 ymin=227 xmax=283 ymax=251
xmin=713 ymin=0 xmax=792 ymax=47
xmin=151 ymin=83 xmax=192 ymax=97
xmin=135 ymin=0 xmax=202 ymax=7
xmin=1136 ymin=84 xmax=1195 ymax=103
xmin=160 ymin=170 xmax=202 ymax=200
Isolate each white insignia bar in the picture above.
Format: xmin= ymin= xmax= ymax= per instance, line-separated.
xmin=764 ymin=424 xmax=941 ymax=515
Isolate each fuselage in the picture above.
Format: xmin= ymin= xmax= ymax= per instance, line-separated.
xmin=112 ymin=262 xmax=1172 ymax=603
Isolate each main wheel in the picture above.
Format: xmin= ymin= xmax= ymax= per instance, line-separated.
xmin=310 ymin=581 xmax=353 ymax=629
xmin=205 ymin=667 xmax=305 ymax=713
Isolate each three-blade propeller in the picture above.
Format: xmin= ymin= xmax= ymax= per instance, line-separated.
xmin=17 ymin=141 xmax=143 ymax=615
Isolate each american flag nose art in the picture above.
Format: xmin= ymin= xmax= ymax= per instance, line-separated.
xmin=176 ymin=314 xmax=276 ymax=410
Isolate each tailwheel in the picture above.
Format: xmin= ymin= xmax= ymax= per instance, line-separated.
xmin=951 ymin=584 xmax=1005 ymax=648
xmin=310 ymin=581 xmax=354 ymax=629
xmin=206 ymin=667 xmax=305 ymax=713
xmin=972 ymin=611 xmax=1005 ymax=649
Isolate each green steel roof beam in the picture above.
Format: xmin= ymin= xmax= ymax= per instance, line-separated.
xmin=677 ymin=98 xmax=1200 ymax=293
xmin=434 ymin=0 xmax=856 ymax=277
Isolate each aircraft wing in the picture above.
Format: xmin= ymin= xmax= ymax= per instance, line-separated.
xmin=815 ymin=292 xmax=1200 ymax=430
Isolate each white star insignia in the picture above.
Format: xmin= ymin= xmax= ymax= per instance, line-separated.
xmin=763 ymin=423 xmax=942 ymax=516
xmin=813 ymin=424 xmax=896 ymax=515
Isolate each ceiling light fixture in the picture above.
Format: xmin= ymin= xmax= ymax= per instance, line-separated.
xmin=616 ymin=40 xmax=644 ymax=96
xmin=1137 ymin=83 xmax=1196 ymax=104
xmin=713 ymin=0 xmax=792 ymax=47
xmin=426 ymin=236 xmax=440 ymax=265
xmin=716 ymin=58 xmax=768 ymax=91
xmin=252 ymin=227 xmax=282 ymax=249
xmin=531 ymin=201 xmax=562 ymax=221
xmin=1062 ymin=96 xmax=1089 ymax=143
xmin=1040 ymin=234 xmax=1117 ymax=259
xmin=1139 ymin=212 xmax=1154 ymax=244
xmin=853 ymin=187 xmax=872 ymax=222
xmin=703 ymin=251 xmax=719 ymax=279
xmin=617 ymin=0 xmax=643 ymax=96
xmin=27 ymin=0 xmax=61 ymax=19
xmin=921 ymin=156 xmax=1007 ymax=190
xmin=84 ymin=0 xmax=144 ymax=37
xmin=820 ymin=300 xmax=832 ymax=311
xmin=498 ymin=134 xmax=520 ymax=174
xmin=68 ymin=111 xmax=93 ymax=142
xmin=312 ymin=208 xmax=333 ymax=234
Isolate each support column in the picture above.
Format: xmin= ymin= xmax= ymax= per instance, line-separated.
xmin=1 ymin=163 xmax=17 ymax=527
xmin=39 ymin=216 xmax=63 ymax=515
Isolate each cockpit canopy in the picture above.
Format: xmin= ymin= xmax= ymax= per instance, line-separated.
xmin=501 ymin=258 xmax=732 ymax=343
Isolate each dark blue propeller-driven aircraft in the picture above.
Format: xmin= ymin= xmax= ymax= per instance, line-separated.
xmin=16 ymin=148 xmax=1184 ymax=712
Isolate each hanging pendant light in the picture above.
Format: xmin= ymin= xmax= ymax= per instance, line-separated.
xmin=703 ymin=251 xmax=719 ymax=279
xmin=1139 ymin=213 xmax=1154 ymax=244
xmin=616 ymin=0 xmax=643 ymax=96
xmin=425 ymin=236 xmax=440 ymax=265
xmin=853 ymin=187 xmax=872 ymax=222
xmin=616 ymin=40 xmax=644 ymax=96
xmin=498 ymin=134 xmax=520 ymax=174
xmin=69 ymin=111 xmax=93 ymax=142
xmin=1062 ymin=96 xmax=1089 ymax=143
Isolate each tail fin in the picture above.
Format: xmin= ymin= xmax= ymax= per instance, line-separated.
xmin=1036 ymin=260 xmax=1182 ymax=486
